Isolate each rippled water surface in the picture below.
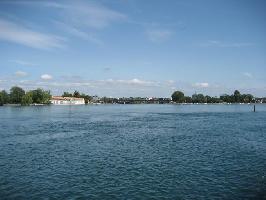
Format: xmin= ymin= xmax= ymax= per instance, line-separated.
xmin=0 ymin=104 xmax=266 ymax=199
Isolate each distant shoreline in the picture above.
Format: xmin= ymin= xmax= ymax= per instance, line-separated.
xmin=2 ymin=86 xmax=266 ymax=106
xmin=1 ymin=102 xmax=265 ymax=107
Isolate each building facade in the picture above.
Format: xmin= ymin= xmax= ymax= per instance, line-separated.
xmin=50 ymin=96 xmax=85 ymax=105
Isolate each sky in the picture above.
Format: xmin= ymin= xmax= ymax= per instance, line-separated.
xmin=0 ymin=0 xmax=265 ymax=97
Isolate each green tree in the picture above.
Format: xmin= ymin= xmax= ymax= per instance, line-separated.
xmin=184 ymin=96 xmax=192 ymax=103
xmin=42 ymin=90 xmax=51 ymax=104
xmin=211 ymin=97 xmax=221 ymax=103
xmin=192 ymin=94 xmax=206 ymax=103
xmin=197 ymin=94 xmax=206 ymax=103
xmin=0 ymin=90 xmax=9 ymax=105
xmin=31 ymin=88 xmax=51 ymax=104
xmin=21 ymin=92 xmax=33 ymax=106
xmin=31 ymin=88 xmax=43 ymax=103
xmin=171 ymin=91 xmax=185 ymax=103
xmin=10 ymin=86 xmax=25 ymax=104
xmin=192 ymin=94 xmax=198 ymax=103
xmin=205 ymin=95 xmax=212 ymax=103
xmin=234 ymin=90 xmax=241 ymax=103
xmin=80 ymin=93 xmax=92 ymax=104
xmin=242 ymin=94 xmax=253 ymax=103
xmin=220 ymin=94 xmax=229 ymax=103
xmin=73 ymin=90 xmax=80 ymax=98
xmin=62 ymin=92 xmax=72 ymax=97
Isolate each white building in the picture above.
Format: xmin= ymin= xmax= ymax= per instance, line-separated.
xmin=50 ymin=96 xmax=85 ymax=105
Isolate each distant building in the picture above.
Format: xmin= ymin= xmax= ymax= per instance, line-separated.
xmin=91 ymin=95 xmax=103 ymax=104
xmin=255 ymin=97 xmax=266 ymax=103
xmin=50 ymin=96 xmax=85 ymax=105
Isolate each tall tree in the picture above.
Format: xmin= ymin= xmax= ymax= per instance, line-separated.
xmin=21 ymin=92 xmax=33 ymax=106
xmin=0 ymin=90 xmax=9 ymax=105
xmin=192 ymin=94 xmax=206 ymax=103
xmin=10 ymin=86 xmax=25 ymax=104
xmin=31 ymin=88 xmax=43 ymax=103
xmin=234 ymin=90 xmax=241 ymax=103
xmin=184 ymin=96 xmax=192 ymax=103
xmin=171 ymin=91 xmax=185 ymax=103
xmin=42 ymin=90 xmax=51 ymax=104
xmin=31 ymin=88 xmax=51 ymax=104
xmin=205 ymin=95 xmax=212 ymax=103
xmin=242 ymin=94 xmax=253 ymax=103
xmin=73 ymin=90 xmax=80 ymax=98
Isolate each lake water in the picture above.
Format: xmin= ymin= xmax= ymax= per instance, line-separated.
xmin=0 ymin=104 xmax=266 ymax=199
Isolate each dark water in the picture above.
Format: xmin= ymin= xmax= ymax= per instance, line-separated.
xmin=0 ymin=104 xmax=266 ymax=200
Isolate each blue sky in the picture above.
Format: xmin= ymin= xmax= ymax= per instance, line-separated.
xmin=0 ymin=0 xmax=265 ymax=97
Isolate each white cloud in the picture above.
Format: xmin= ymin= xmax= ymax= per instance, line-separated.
xmin=193 ymin=82 xmax=209 ymax=88
xmin=15 ymin=71 xmax=28 ymax=77
xmin=146 ymin=29 xmax=173 ymax=42
xmin=243 ymin=72 xmax=253 ymax=78
xmin=201 ymin=40 xmax=255 ymax=48
xmin=41 ymin=74 xmax=53 ymax=80
xmin=0 ymin=19 xmax=65 ymax=50
xmin=128 ymin=78 xmax=156 ymax=86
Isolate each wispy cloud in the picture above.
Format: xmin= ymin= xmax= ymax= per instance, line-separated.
xmin=15 ymin=71 xmax=28 ymax=77
xmin=53 ymin=20 xmax=103 ymax=45
xmin=0 ymin=1 xmax=64 ymax=8
xmin=9 ymin=59 xmax=37 ymax=67
xmin=200 ymin=40 xmax=255 ymax=48
xmin=1 ymin=1 xmax=127 ymax=28
xmin=0 ymin=19 xmax=65 ymax=50
xmin=41 ymin=74 xmax=53 ymax=80
xmin=193 ymin=82 xmax=209 ymax=88
xmin=5 ymin=1 xmax=126 ymax=44
xmin=33 ymin=1 xmax=127 ymax=29
xmin=145 ymin=29 xmax=173 ymax=43
xmin=63 ymin=3 xmax=126 ymax=29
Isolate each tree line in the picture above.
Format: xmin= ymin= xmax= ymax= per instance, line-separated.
xmin=0 ymin=86 xmax=259 ymax=106
xmin=0 ymin=86 xmax=51 ymax=106
xmin=171 ymin=90 xmax=254 ymax=103
xmin=0 ymin=87 xmax=93 ymax=106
